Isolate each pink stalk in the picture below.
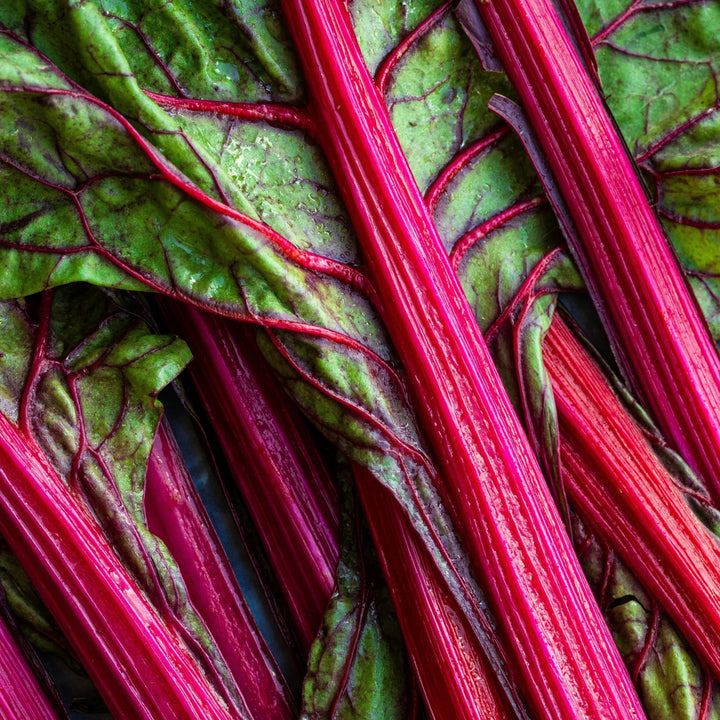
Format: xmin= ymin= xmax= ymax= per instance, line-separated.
xmin=145 ymin=420 xmax=295 ymax=720
xmin=0 ymin=612 xmax=66 ymax=720
xmin=354 ymin=465 xmax=521 ymax=720
xmin=542 ymin=317 xmax=720 ymax=679
xmin=164 ymin=301 xmax=513 ymax=719
xmin=468 ymin=0 xmax=720 ymax=504
xmin=158 ymin=301 xmax=340 ymax=651
xmin=279 ymin=2 xmax=645 ymax=718
xmin=0 ymin=412 xmax=241 ymax=720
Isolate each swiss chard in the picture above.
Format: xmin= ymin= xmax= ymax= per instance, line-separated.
xmin=1 ymin=0 xmax=720 ymax=718
xmin=0 ymin=286 xmax=247 ymax=719
xmin=161 ymin=298 xmax=523 ymax=719
xmin=458 ymin=0 xmax=720 ymax=507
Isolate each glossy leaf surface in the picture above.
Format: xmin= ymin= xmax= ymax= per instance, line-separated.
xmin=1 ymin=0 xmax=719 ymax=717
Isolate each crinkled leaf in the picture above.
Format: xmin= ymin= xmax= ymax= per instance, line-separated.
xmin=3 ymin=1 xmax=720 ymax=716
xmin=301 ymin=470 xmax=414 ymax=720
xmin=575 ymin=519 xmax=720 ymax=720
xmin=0 ymin=285 xmax=249 ymax=706
xmin=0 ymin=8 xmax=496 ymax=695
xmin=1 ymin=0 xmax=301 ymax=102
xmin=0 ymin=32 xmax=383 ymax=360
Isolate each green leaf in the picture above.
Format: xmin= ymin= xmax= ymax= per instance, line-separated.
xmin=579 ymin=0 xmax=720 ymax=341
xmin=575 ymin=519 xmax=718 ymax=720
xmin=381 ymin=11 xmax=511 ymax=193
xmin=0 ymin=285 xmax=247 ymax=702
xmin=301 ymin=470 xmax=413 ymax=720
xmin=0 ymin=20 xmax=490 ymax=676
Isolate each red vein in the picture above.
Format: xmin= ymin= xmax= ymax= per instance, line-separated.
xmin=591 ymin=0 xmax=644 ymax=46
xmin=143 ymin=90 xmax=317 ymax=137
xmin=179 ymin=128 xmax=232 ymax=206
xmin=591 ymin=0 xmax=702 ymax=47
xmin=18 ymin=292 xmax=53 ymax=435
xmin=0 ymin=85 xmax=374 ymax=301
xmin=265 ymin=330 xmax=432 ymax=474
xmin=450 ymin=196 xmax=547 ymax=271
xmin=485 ymin=247 xmax=563 ymax=344
xmin=658 ymin=207 xmax=720 ymax=229
xmin=632 ymin=602 xmax=660 ymax=684
xmin=635 ymin=103 xmax=719 ymax=163
xmin=374 ymin=0 xmax=455 ymax=96
xmin=654 ymin=165 xmax=720 ymax=179
xmin=425 ymin=127 xmax=509 ymax=215
xmin=327 ymin=509 xmax=369 ymax=720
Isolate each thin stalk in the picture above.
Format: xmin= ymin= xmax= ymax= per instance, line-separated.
xmin=354 ymin=465 xmax=520 ymax=720
xmin=0 ymin=412 xmax=241 ymax=720
xmin=145 ymin=420 xmax=296 ymax=720
xmin=0 ymin=611 xmax=67 ymax=720
xmin=279 ymin=2 xmax=645 ymax=718
xmin=543 ymin=317 xmax=720 ymax=680
xmin=158 ymin=301 xmax=340 ymax=651
xmin=467 ymin=0 xmax=720 ymax=504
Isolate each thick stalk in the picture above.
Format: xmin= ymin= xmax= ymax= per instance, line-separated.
xmin=280 ymin=2 xmax=645 ymax=718
xmin=0 ymin=612 xmax=66 ymax=720
xmin=0 ymin=413 xmax=240 ymax=720
xmin=145 ymin=421 xmax=296 ymax=720
xmin=544 ymin=317 xmax=720 ymax=680
xmin=165 ymin=302 xmax=503 ymax=720
xmin=470 ymin=0 xmax=720 ymax=504
xmin=158 ymin=301 xmax=339 ymax=651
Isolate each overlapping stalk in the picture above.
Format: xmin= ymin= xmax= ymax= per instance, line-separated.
xmin=145 ymin=420 xmax=295 ymax=720
xmin=158 ymin=302 xmax=340 ymax=651
xmin=163 ymin=298 xmax=526 ymax=719
xmin=165 ymin=298 xmax=524 ymax=720
xmin=278 ymin=2 xmax=645 ymax=718
xmin=543 ymin=317 xmax=720 ymax=678
xmin=0 ymin=413 xmax=241 ymax=720
xmin=465 ymin=0 xmax=720 ymax=502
